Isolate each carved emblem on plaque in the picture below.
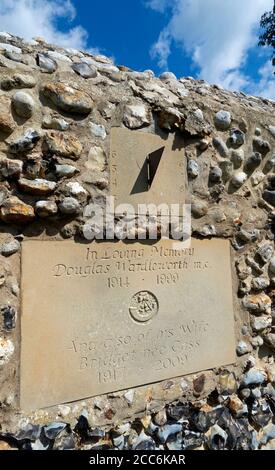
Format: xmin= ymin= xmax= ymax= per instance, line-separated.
xmin=129 ymin=291 xmax=159 ymax=322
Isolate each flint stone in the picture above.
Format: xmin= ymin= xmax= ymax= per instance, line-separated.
xmin=243 ymin=293 xmax=271 ymax=315
xmin=213 ymin=137 xmax=229 ymax=157
xmin=231 ymin=171 xmax=247 ymax=188
xmin=35 ymin=200 xmax=58 ymax=217
xmin=0 ymin=196 xmax=35 ymax=223
xmin=0 ymin=95 xmax=15 ymax=134
xmin=41 ymin=82 xmax=92 ymax=114
xmin=58 ymin=197 xmax=81 ymax=215
xmin=123 ymin=103 xmax=152 ymax=129
xmin=42 ymin=115 xmax=69 ymax=131
xmin=12 ymin=91 xmax=35 ymax=118
xmin=55 ymin=164 xmax=78 ymax=178
xmin=0 ymin=43 xmax=21 ymax=54
xmin=257 ymin=243 xmax=274 ymax=263
xmin=37 ymin=53 xmax=57 ymax=73
xmin=264 ymin=155 xmax=275 ymax=172
xmin=18 ymin=178 xmax=56 ymax=195
xmin=43 ymin=132 xmax=82 ymax=160
xmin=0 ymin=337 xmax=14 ymax=365
xmin=231 ymin=149 xmax=244 ymax=168
xmin=159 ymin=72 xmax=177 ymax=81
xmin=90 ymin=122 xmax=106 ymax=140
xmin=253 ymin=137 xmax=271 ymax=155
xmin=242 ymin=369 xmax=267 ymax=387
xmin=0 ymin=158 xmax=23 ymax=178
xmin=244 ymin=153 xmax=262 ymax=172
xmin=1 ymin=73 xmax=36 ymax=90
xmin=0 ymin=239 xmax=20 ymax=256
xmin=72 ymin=62 xmax=97 ymax=79
xmin=251 ymin=315 xmax=272 ymax=332
xmin=187 ymin=160 xmax=199 ymax=178
xmin=63 ymin=182 xmax=87 ymax=199
xmin=9 ymin=128 xmax=40 ymax=154
xmin=214 ymin=110 xmax=231 ymax=130
xmin=0 ymin=185 xmax=8 ymax=206
xmin=229 ymin=129 xmax=245 ymax=147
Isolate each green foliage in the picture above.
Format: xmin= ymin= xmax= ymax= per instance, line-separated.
xmin=258 ymin=5 xmax=275 ymax=72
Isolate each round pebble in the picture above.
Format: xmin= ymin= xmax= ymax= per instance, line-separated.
xmin=214 ymin=110 xmax=231 ymax=130
xmin=12 ymin=91 xmax=35 ymax=118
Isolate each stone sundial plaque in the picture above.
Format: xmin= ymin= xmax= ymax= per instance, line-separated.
xmin=20 ymin=239 xmax=236 ymax=410
xmin=110 ymin=128 xmax=186 ymax=214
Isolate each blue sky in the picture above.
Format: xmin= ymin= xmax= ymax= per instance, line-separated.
xmin=0 ymin=0 xmax=274 ymax=98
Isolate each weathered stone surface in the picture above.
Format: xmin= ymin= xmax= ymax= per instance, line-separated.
xmin=90 ymin=122 xmax=106 ymax=140
xmin=0 ymin=184 xmax=9 ymax=206
xmin=158 ymin=108 xmax=183 ymax=130
xmin=253 ymin=137 xmax=271 ymax=155
xmin=0 ymin=238 xmax=20 ymax=257
xmin=0 ymin=158 xmax=23 ymax=178
xmin=242 ymin=369 xmax=267 ymax=387
xmin=58 ymin=197 xmax=81 ymax=215
xmin=214 ymin=110 xmax=231 ymax=130
xmin=18 ymin=177 xmax=56 ymax=195
xmin=9 ymin=128 xmax=40 ymax=153
xmin=0 ymin=43 xmax=21 ymax=54
xmin=0 ymin=95 xmax=15 ymax=134
xmin=1 ymin=73 xmax=36 ymax=90
xmin=123 ymin=103 xmax=152 ymax=129
xmin=12 ymin=91 xmax=35 ymax=118
xmin=231 ymin=171 xmax=247 ymax=188
xmin=35 ymin=200 xmax=58 ymax=217
xmin=42 ymin=115 xmax=69 ymax=131
xmin=85 ymin=146 xmax=106 ymax=172
xmin=209 ymin=166 xmax=222 ymax=183
xmin=55 ymin=164 xmax=78 ymax=178
xmin=0 ymin=196 xmax=35 ymax=223
xmin=213 ymin=137 xmax=229 ymax=157
xmin=37 ymin=53 xmax=57 ymax=73
xmin=191 ymin=197 xmax=208 ymax=218
xmin=219 ymin=160 xmax=233 ymax=181
xmin=20 ymin=239 xmax=235 ymax=409
xmin=0 ymin=337 xmax=14 ymax=365
xmin=229 ymin=129 xmax=245 ymax=147
xmin=251 ymin=170 xmax=265 ymax=186
xmin=72 ymin=62 xmax=97 ymax=79
xmin=244 ymin=153 xmax=262 ymax=172
xmin=188 ymin=160 xmax=199 ymax=178
xmin=257 ymin=243 xmax=274 ymax=263
xmin=63 ymin=181 xmax=87 ymax=199
xmin=231 ymin=149 xmax=244 ymax=168
xmin=41 ymin=82 xmax=92 ymax=114
xmin=243 ymin=293 xmax=271 ymax=315
xmin=43 ymin=132 xmax=82 ymax=159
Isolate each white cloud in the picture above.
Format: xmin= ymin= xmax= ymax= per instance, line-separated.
xmin=149 ymin=0 xmax=274 ymax=96
xmin=145 ymin=0 xmax=171 ymax=13
xmin=0 ymin=0 xmax=89 ymax=50
xmin=250 ymin=61 xmax=275 ymax=100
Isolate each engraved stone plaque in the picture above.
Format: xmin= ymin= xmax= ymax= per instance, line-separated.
xmin=20 ymin=239 xmax=236 ymax=410
xmin=110 ymin=128 xmax=186 ymax=213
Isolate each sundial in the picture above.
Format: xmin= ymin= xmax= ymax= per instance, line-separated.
xmin=110 ymin=128 xmax=186 ymax=214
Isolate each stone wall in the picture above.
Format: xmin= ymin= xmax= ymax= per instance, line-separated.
xmin=0 ymin=32 xmax=274 ymax=450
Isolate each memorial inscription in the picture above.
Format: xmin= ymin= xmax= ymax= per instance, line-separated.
xmin=20 ymin=239 xmax=236 ymax=410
